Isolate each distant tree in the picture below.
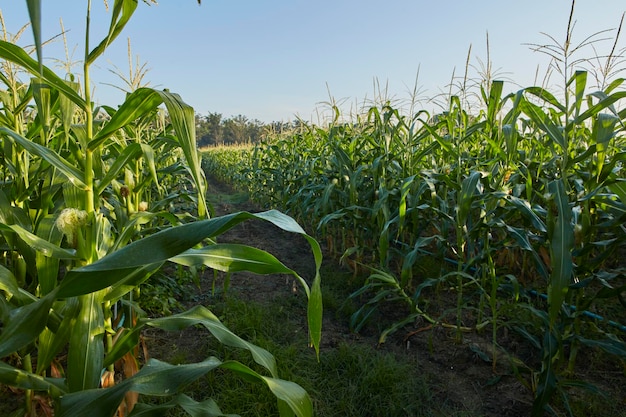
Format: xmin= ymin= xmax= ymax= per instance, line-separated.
xmin=195 ymin=113 xmax=210 ymax=146
xmin=195 ymin=112 xmax=268 ymax=147
xmin=223 ymin=114 xmax=248 ymax=144
xmin=196 ymin=112 xmax=224 ymax=146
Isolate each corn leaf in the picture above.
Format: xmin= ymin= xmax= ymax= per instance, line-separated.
xmin=504 ymin=195 xmax=547 ymax=232
xmin=0 ymin=127 xmax=87 ymax=188
xmin=520 ymin=98 xmax=566 ymax=151
xmin=0 ymin=290 xmax=58 ymax=358
xmin=591 ymin=113 xmax=618 ymax=180
xmin=156 ymin=88 xmax=208 ymax=218
xmin=26 ymin=0 xmax=42 ymax=74
xmin=57 ymin=379 xmax=131 ymax=417
xmin=86 ymin=0 xmax=138 ymax=64
xmin=570 ymin=70 xmax=587 ymax=117
xmin=36 ymin=298 xmax=80 ymax=375
xmin=547 ymin=180 xmax=574 ymax=327
xmin=55 ymin=210 xmax=323 ymax=355
xmin=575 ymin=91 xmax=626 ymax=124
xmin=67 ymin=292 xmax=106 ymax=392
xmin=89 ymin=88 xmax=163 ymax=150
xmin=95 ymin=142 xmax=157 ymax=195
xmin=170 ymin=244 xmax=294 ymax=275
xmin=220 ymin=360 xmax=313 ymax=417
xmin=60 ymin=357 xmax=311 ymax=417
xmin=0 ymin=362 xmax=66 ymax=395
xmin=531 ymin=330 xmax=559 ymax=417
xmin=0 ymin=41 xmax=86 ymax=110
xmin=524 ymin=87 xmax=566 ymax=112
xmin=0 ymin=223 xmax=78 ymax=260
xmin=35 ymin=216 xmax=64 ymax=295
xmin=128 ymin=394 xmax=236 ymax=417
xmin=458 ymin=171 xmax=482 ymax=225
xmin=146 ymin=306 xmax=278 ymax=376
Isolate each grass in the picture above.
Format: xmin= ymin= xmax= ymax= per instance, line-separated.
xmin=144 ymin=264 xmax=475 ymax=417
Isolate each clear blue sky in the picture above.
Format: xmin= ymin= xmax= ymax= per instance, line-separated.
xmin=1 ymin=1 xmax=625 ymax=122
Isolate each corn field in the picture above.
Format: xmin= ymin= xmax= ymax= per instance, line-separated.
xmin=0 ymin=2 xmax=322 ymax=417
xmin=204 ymin=61 xmax=626 ymax=417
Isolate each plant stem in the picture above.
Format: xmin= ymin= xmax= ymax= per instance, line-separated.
xmin=83 ymin=1 xmax=95 ymax=216
xmin=24 ymin=353 xmax=33 ymax=415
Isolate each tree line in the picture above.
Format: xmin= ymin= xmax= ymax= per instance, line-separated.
xmin=195 ymin=112 xmax=303 ymax=147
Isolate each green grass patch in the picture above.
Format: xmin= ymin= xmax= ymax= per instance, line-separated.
xmin=146 ymin=284 xmax=472 ymax=417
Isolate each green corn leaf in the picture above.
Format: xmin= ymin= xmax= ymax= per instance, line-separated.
xmin=103 ymin=263 xmax=161 ymax=303
xmin=458 ymin=171 xmax=482 ymax=225
xmin=0 ymin=223 xmax=78 ymax=260
xmin=174 ymin=394 xmax=238 ymax=417
xmin=0 ymin=41 xmax=86 ymax=110
xmin=35 ymin=216 xmax=64 ymax=295
xmin=379 ymin=313 xmax=421 ymax=345
xmin=252 ymin=211 xmax=323 ymax=358
xmin=156 ymin=88 xmax=208 ymax=218
xmin=111 ymin=211 xmax=180 ymax=252
xmin=307 ymin=270 xmax=322 ymax=359
xmin=531 ymin=330 xmax=559 ymax=417
xmin=0 ymin=127 xmax=87 ymax=188
xmin=569 ymin=70 xmax=587 ymax=117
xmin=0 ymin=290 xmax=58 ymax=357
xmin=31 ymin=79 xmax=53 ymax=137
xmin=105 ymin=304 xmax=276 ymax=375
xmin=0 ymin=264 xmax=29 ymax=304
xmin=608 ymin=180 xmax=626 ymax=205
xmin=0 ymin=362 xmax=66 ymax=396
xmin=60 ymin=263 xmax=161 ymax=300
xmin=604 ymin=77 xmax=625 ymax=94
xmin=60 ymin=357 xmax=311 ymax=417
xmin=511 ymin=325 xmax=541 ymax=350
xmin=57 ymin=379 xmax=131 ymax=417
xmin=590 ymin=113 xmax=618 ymax=181
xmin=504 ymin=225 xmax=535 ymax=251
xmin=62 ymin=210 xmax=311 ymax=275
xmin=128 ymin=394 xmax=237 ymax=417
xmin=502 ymin=89 xmax=525 ymax=125
xmin=575 ymin=335 xmax=626 ymax=357
xmin=56 ymin=210 xmax=323 ymax=356
xmin=519 ymin=97 xmax=566 ymax=151
xmin=486 ymin=80 xmax=504 ymax=125
xmin=547 ymin=180 xmax=574 ymax=328
xmin=89 ymin=88 xmax=163 ymax=150
xmin=103 ymin=328 xmax=140 ymax=369
xmin=86 ymin=0 xmax=139 ymax=64
xmin=89 ymin=87 xmax=207 ymax=217
xmin=502 ymin=124 xmax=519 ymax=163
xmin=130 ymin=358 xmax=223 ymax=395
xmin=67 ymin=292 xmax=106 ymax=392
xmin=26 ymin=0 xmax=42 ymax=74
xmin=170 ymin=244 xmax=295 ymax=275
xmin=575 ymin=91 xmax=626 ymax=124
xmin=95 ymin=142 xmax=157 ymax=195
xmin=59 ymin=80 xmax=80 ymax=137
xmin=504 ymin=195 xmax=547 ymax=232
xmin=524 ymin=87 xmax=567 ymax=112
xmin=398 ymin=175 xmax=417 ymax=233
xmin=220 ymin=360 xmax=313 ymax=417
xmin=147 ymin=305 xmax=277 ymax=375
xmin=36 ymin=298 xmax=80 ymax=375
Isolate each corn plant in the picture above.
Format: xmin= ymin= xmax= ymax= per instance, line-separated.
xmin=0 ymin=2 xmax=322 ymax=416
xmin=205 ymin=60 xmax=626 ymax=417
